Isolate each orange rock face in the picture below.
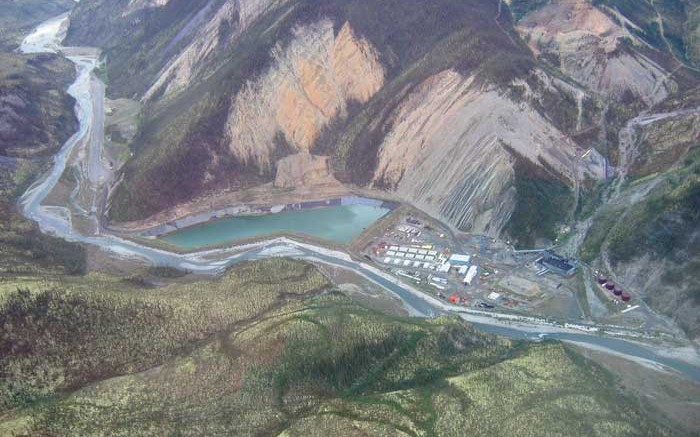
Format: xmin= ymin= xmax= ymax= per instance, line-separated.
xmin=225 ymin=19 xmax=385 ymax=171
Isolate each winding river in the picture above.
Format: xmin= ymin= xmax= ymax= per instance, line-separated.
xmin=17 ymin=13 xmax=700 ymax=381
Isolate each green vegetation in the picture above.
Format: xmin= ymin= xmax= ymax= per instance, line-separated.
xmin=4 ymin=2 xmax=692 ymax=433
xmin=0 ymin=0 xmax=84 ymax=278
xmin=580 ymin=150 xmax=700 ymax=264
xmin=106 ymin=0 xmax=297 ymax=221
xmin=607 ymin=149 xmax=700 ymax=263
xmin=0 ymin=52 xmax=78 ymax=159
xmin=0 ymin=165 xmax=86 ymax=277
xmin=592 ymin=0 xmax=700 ymax=68
xmin=0 ymin=0 xmax=78 ymax=165
xmin=580 ymin=207 xmax=622 ymax=262
xmin=323 ymin=0 xmax=534 ymax=185
xmin=507 ymin=0 xmax=551 ymax=21
xmin=505 ymin=150 xmax=575 ymax=247
xmin=93 ymin=61 xmax=108 ymax=86
xmin=65 ymin=0 xmax=216 ymax=99
xmin=0 ymin=259 xmax=329 ymax=412
xmin=0 ymin=259 xmax=678 ymax=436
xmin=0 ymin=0 xmax=74 ymax=49
xmin=0 ymin=2 xmax=82 ymax=278
xmin=580 ymin=148 xmax=700 ymax=338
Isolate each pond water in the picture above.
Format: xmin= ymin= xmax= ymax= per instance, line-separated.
xmin=161 ymin=204 xmax=390 ymax=249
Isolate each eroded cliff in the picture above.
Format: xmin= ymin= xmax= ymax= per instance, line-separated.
xmin=225 ymin=19 xmax=384 ymax=171
xmin=372 ymin=70 xmax=602 ymax=235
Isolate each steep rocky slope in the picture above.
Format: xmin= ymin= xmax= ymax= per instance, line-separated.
xmin=66 ymin=0 xmax=700 ymax=247
xmin=371 ymin=70 xmax=601 ymax=234
xmin=631 ymin=112 xmax=700 ymax=176
xmin=516 ymin=0 xmax=674 ymax=106
xmin=225 ymin=19 xmax=384 ymax=171
xmin=592 ymin=0 xmax=700 ymax=68
xmin=143 ymin=0 xmax=285 ymax=103
xmin=580 ymin=118 xmax=700 ymax=341
xmin=67 ymin=0 xmax=584 ymax=240
xmin=64 ymin=0 xmax=219 ymax=99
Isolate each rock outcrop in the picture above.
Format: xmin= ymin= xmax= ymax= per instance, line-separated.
xmin=225 ymin=19 xmax=384 ymax=171
xmin=632 ymin=112 xmax=700 ymax=176
xmin=516 ymin=0 xmax=673 ymax=106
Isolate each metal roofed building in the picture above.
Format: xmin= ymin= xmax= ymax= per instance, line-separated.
xmin=539 ymin=251 xmax=577 ymax=276
xmin=449 ymin=254 xmax=471 ymax=266
xmin=463 ymin=265 xmax=478 ymax=285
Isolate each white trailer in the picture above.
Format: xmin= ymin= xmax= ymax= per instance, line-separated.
xmin=463 ymin=265 xmax=478 ymax=285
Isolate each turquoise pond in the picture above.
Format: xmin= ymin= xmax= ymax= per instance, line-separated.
xmin=160 ymin=204 xmax=391 ymax=249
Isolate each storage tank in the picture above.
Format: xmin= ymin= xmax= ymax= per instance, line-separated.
xmin=605 ymin=282 xmax=615 ymax=290
xmin=621 ymin=291 xmax=631 ymax=302
xmin=597 ymin=277 xmax=607 ymax=285
xmin=613 ymin=288 xmax=623 ymax=296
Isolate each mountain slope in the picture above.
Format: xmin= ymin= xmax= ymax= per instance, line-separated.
xmin=0 ymin=53 xmax=78 ymax=159
xmin=65 ymin=0 xmax=603 ymax=243
xmin=580 ymin=123 xmax=700 ymax=341
xmin=65 ymin=0 xmax=700 ymax=246
xmin=0 ymin=0 xmax=85 ymax=277
xmin=0 ymin=0 xmax=74 ymax=49
xmin=0 ymin=260 xmax=682 ymax=437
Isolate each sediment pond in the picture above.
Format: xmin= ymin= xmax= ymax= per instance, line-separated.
xmin=161 ymin=204 xmax=390 ymax=249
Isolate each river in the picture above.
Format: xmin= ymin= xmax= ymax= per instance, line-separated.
xmin=17 ymin=12 xmax=700 ymax=382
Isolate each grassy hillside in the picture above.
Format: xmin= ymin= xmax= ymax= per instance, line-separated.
xmin=0 ymin=259 xmax=679 ymax=437
xmin=607 ymin=152 xmax=700 ymax=264
xmin=0 ymin=259 xmax=329 ymax=411
xmin=0 ymin=0 xmax=78 ymax=160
